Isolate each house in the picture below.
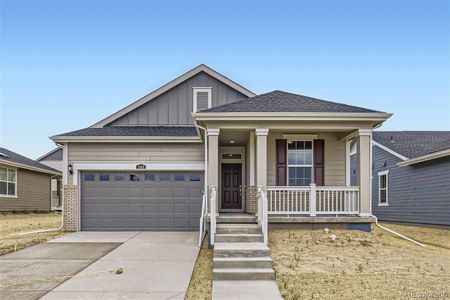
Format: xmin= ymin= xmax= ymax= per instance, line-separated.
xmin=50 ymin=64 xmax=391 ymax=242
xmin=351 ymin=131 xmax=450 ymax=226
xmin=37 ymin=147 xmax=63 ymax=210
xmin=0 ymin=147 xmax=61 ymax=212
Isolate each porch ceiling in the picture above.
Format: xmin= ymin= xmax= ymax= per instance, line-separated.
xmin=219 ymin=130 xmax=250 ymax=146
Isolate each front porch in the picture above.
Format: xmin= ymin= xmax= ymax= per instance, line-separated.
xmin=199 ymin=125 xmax=373 ymax=245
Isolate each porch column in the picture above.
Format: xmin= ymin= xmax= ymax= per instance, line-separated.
xmin=357 ymin=129 xmax=372 ymax=217
xmin=255 ymin=128 xmax=269 ymax=189
xmin=207 ymin=129 xmax=220 ymax=192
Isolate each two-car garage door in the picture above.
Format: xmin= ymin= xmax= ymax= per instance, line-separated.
xmin=80 ymin=171 xmax=203 ymax=231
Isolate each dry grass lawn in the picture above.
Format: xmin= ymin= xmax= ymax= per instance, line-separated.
xmin=0 ymin=212 xmax=64 ymax=256
xmin=270 ymin=223 xmax=450 ymax=300
xmin=185 ymin=237 xmax=213 ymax=300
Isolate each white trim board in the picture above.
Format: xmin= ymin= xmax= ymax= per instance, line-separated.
xmin=71 ymin=162 xmax=205 ymax=186
xmin=372 ymin=141 xmax=409 ymax=161
xmin=91 ymin=64 xmax=255 ymax=128
xmin=397 ymin=148 xmax=450 ymax=167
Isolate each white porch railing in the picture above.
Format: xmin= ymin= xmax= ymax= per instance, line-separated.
xmin=266 ymin=184 xmax=359 ymax=216
xmin=257 ymin=185 xmax=268 ymax=245
xmin=198 ymin=192 xmax=207 ymax=247
xmin=209 ymin=185 xmax=217 ymax=245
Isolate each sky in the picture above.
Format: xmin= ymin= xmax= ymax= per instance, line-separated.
xmin=1 ymin=0 xmax=449 ymax=159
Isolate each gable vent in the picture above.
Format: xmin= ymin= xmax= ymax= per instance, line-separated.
xmin=193 ymin=87 xmax=212 ymax=112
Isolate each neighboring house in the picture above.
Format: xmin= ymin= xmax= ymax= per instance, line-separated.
xmin=37 ymin=147 xmax=63 ymax=210
xmin=0 ymin=147 xmax=61 ymax=212
xmin=351 ymin=131 xmax=450 ymax=226
xmin=50 ymin=64 xmax=391 ymax=239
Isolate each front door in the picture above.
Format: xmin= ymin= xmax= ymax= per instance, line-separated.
xmin=221 ymin=163 xmax=242 ymax=209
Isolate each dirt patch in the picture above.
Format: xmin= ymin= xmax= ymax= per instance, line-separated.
xmin=185 ymin=237 xmax=213 ymax=300
xmin=270 ymin=224 xmax=450 ymax=300
xmin=0 ymin=213 xmax=64 ymax=256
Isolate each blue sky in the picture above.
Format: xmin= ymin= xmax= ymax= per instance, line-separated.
xmin=1 ymin=0 xmax=449 ymax=159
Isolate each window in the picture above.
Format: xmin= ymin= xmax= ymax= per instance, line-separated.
xmin=84 ymin=173 xmax=95 ymax=182
xmin=221 ymin=154 xmax=242 ymax=159
xmin=114 ymin=174 xmax=125 ymax=181
xmin=287 ymin=141 xmax=313 ymax=186
xmin=378 ymin=171 xmax=389 ymax=206
xmin=99 ymin=174 xmax=110 ymax=181
xmin=159 ymin=173 xmax=171 ymax=181
xmin=144 ymin=173 xmax=156 ymax=181
xmin=0 ymin=167 xmax=16 ymax=196
xmin=175 ymin=173 xmax=186 ymax=181
xmin=190 ymin=172 xmax=201 ymax=182
xmin=193 ymin=87 xmax=212 ymax=112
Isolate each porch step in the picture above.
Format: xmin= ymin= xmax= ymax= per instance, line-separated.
xmin=216 ymin=224 xmax=262 ymax=234
xmin=215 ymin=233 xmax=264 ymax=243
xmin=213 ymin=256 xmax=273 ymax=269
xmin=217 ymin=214 xmax=258 ymax=224
xmin=214 ymin=242 xmax=270 ymax=258
xmin=213 ymin=268 xmax=275 ymax=280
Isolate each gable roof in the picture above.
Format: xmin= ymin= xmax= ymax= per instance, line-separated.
xmin=373 ymin=131 xmax=450 ymax=166
xmin=51 ymin=126 xmax=200 ymax=142
xmin=37 ymin=146 xmax=63 ymax=162
xmin=0 ymin=148 xmax=60 ymax=174
xmin=373 ymin=131 xmax=450 ymax=159
xmin=198 ymin=90 xmax=384 ymax=113
xmin=91 ymin=64 xmax=256 ymax=128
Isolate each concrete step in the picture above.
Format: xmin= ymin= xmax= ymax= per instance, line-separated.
xmin=213 ymin=256 xmax=273 ymax=269
xmin=215 ymin=233 xmax=264 ymax=243
xmin=216 ymin=224 xmax=262 ymax=234
xmin=217 ymin=214 xmax=258 ymax=224
xmin=213 ymin=268 xmax=275 ymax=280
xmin=214 ymin=242 xmax=270 ymax=258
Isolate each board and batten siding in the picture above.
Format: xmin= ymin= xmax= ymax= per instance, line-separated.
xmin=108 ymin=72 xmax=249 ymax=126
xmin=267 ymin=132 xmax=346 ymax=186
xmin=352 ymin=144 xmax=450 ymax=226
xmin=0 ymin=163 xmax=51 ymax=211
xmin=67 ymin=143 xmax=204 ymax=184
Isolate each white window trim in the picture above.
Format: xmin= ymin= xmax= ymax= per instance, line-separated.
xmin=0 ymin=167 xmax=18 ymax=198
xmin=378 ymin=170 xmax=389 ymax=206
xmin=193 ymin=87 xmax=212 ymax=112
xmin=287 ymin=140 xmax=314 ymax=187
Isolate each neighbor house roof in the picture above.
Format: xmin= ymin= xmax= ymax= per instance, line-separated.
xmin=91 ymin=64 xmax=256 ymax=128
xmin=36 ymin=146 xmax=63 ymax=162
xmin=198 ymin=90 xmax=384 ymax=113
xmin=51 ymin=126 xmax=200 ymax=142
xmin=0 ymin=148 xmax=61 ymax=174
xmin=372 ymin=131 xmax=450 ymax=166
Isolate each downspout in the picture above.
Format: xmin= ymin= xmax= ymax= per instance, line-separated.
xmin=372 ymin=215 xmax=425 ymax=247
xmin=194 ymin=120 xmax=208 ymax=207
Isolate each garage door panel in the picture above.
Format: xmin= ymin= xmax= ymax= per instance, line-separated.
xmin=81 ymin=171 xmax=203 ymax=231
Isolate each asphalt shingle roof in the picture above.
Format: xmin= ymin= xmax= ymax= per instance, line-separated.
xmin=199 ymin=90 xmax=384 ymax=113
xmin=373 ymin=131 xmax=450 ymax=159
xmin=0 ymin=148 xmax=60 ymax=173
xmin=56 ymin=126 xmax=198 ymax=137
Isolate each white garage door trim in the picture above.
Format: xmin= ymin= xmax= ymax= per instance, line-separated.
xmin=73 ymin=162 xmax=205 ymax=231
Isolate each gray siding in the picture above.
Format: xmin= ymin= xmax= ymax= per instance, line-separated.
xmin=0 ymin=164 xmax=51 ymax=211
xmin=40 ymin=148 xmax=63 ymax=161
xmin=109 ymin=72 xmax=249 ymax=126
xmin=351 ymin=145 xmax=450 ymax=226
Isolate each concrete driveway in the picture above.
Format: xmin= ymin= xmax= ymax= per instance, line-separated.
xmin=42 ymin=232 xmax=199 ymax=300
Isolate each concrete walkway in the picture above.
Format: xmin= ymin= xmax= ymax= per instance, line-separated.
xmin=0 ymin=239 xmax=121 ymax=300
xmin=42 ymin=232 xmax=199 ymax=300
xmin=213 ymin=280 xmax=283 ymax=299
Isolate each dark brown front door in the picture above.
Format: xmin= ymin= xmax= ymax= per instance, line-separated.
xmin=221 ymin=163 xmax=242 ymax=209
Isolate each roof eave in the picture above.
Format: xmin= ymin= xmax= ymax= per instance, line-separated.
xmin=0 ymin=160 xmax=61 ymax=175
xmin=192 ymin=112 xmax=392 ymax=121
xmin=397 ymin=148 xmax=450 ymax=167
xmin=50 ymin=135 xmax=203 ymax=143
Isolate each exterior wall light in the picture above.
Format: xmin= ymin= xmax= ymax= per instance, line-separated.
xmin=68 ymin=164 xmax=73 ymax=175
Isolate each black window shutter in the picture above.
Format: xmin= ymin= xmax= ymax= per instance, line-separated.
xmin=276 ymin=139 xmax=287 ymax=186
xmin=313 ymin=139 xmax=325 ymax=186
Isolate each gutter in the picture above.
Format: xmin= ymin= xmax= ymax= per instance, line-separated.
xmin=397 ymin=149 xmax=450 ymax=167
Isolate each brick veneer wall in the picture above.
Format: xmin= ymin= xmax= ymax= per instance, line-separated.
xmin=246 ymin=186 xmax=257 ymax=214
xmin=63 ymin=185 xmax=78 ymax=231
